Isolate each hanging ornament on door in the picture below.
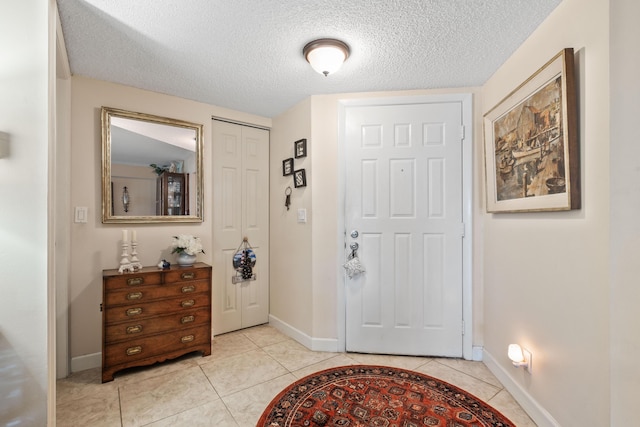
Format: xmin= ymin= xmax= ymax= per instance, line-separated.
xmin=343 ymin=242 xmax=365 ymax=279
xmin=232 ymin=237 xmax=257 ymax=283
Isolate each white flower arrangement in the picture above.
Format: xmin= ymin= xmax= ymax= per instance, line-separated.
xmin=171 ymin=234 xmax=205 ymax=256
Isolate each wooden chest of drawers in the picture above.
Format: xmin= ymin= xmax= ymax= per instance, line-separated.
xmin=102 ymin=263 xmax=212 ymax=382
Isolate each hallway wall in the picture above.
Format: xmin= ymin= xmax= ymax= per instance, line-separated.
xmin=481 ymin=0 xmax=609 ymax=425
xmin=0 ymin=1 xmax=51 ymax=425
xmin=66 ymin=76 xmax=270 ymax=367
xmin=270 ymin=87 xmax=482 ymax=350
xmin=609 ymin=0 xmax=640 ymax=424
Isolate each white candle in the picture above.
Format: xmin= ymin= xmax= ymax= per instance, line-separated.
xmin=122 ymin=229 xmax=128 ymax=242
xmin=132 ymin=230 xmax=137 ymax=242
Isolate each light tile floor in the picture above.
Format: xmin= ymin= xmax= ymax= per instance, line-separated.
xmin=56 ymin=324 xmax=536 ymax=426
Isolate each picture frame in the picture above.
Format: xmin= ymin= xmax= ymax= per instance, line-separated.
xmin=483 ymin=48 xmax=579 ymax=213
xmin=282 ymin=158 xmax=294 ymax=176
xmin=170 ymin=160 xmax=184 ymax=173
xmin=293 ymin=169 xmax=307 ymax=188
xmin=294 ymin=138 xmax=307 ymax=158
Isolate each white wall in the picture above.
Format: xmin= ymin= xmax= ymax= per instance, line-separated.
xmin=0 ymin=1 xmax=51 ymax=425
xmin=609 ymin=0 xmax=640 ymax=424
xmin=481 ymin=0 xmax=609 ymax=425
xmin=269 ymin=99 xmax=314 ymax=338
xmin=55 ymin=0 xmax=73 ymax=382
xmin=67 ymin=76 xmax=270 ymax=365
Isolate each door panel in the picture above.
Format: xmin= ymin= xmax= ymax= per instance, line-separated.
xmin=345 ymin=102 xmax=463 ymax=356
xmin=213 ymin=121 xmax=269 ymax=335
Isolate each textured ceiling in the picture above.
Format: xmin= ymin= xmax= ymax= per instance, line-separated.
xmin=56 ymin=0 xmax=561 ymax=118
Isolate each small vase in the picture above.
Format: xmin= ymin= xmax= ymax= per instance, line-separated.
xmin=176 ymin=252 xmax=197 ymax=267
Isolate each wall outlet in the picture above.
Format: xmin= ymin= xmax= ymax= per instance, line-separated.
xmin=522 ymin=348 xmax=533 ymax=374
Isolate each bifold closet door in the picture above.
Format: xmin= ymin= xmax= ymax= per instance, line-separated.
xmin=212 ymin=120 xmax=269 ymax=335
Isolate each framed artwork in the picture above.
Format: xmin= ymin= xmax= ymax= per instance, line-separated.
xmin=293 ymin=169 xmax=307 ymax=188
xmin=170 ymin=160 xmax=183 ymax=173
xmin=294 ymin=138 xmax=307 ymax=158
xmin=483 ymin=48 xmax=579 ymax=213
xmin=282 ymin=158 xmax=294 ymax=176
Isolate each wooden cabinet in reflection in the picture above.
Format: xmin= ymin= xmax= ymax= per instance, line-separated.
xmin=156 ymin=171 xmax=189 ymax=215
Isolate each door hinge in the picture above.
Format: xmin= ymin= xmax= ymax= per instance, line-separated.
xmin=460 ymin=222 xmax=466 ymax=238
xmin=462 ymin=320 xmax=466 ymax=335
xmin=460 ymin=125 xmax=465 ymax=141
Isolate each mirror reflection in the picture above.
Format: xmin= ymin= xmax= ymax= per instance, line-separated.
xmin=101 ymin=107 xmax=203 ymax=223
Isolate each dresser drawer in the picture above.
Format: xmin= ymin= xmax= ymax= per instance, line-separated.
xmin=104 ymin=271 xmax=163 ymax=291
xmin=104 ymin=325 xmax=210 ymax=365
xmin=104 ymin=293 xmax=210 ymax=324
xmin=104 ymin=279 xmax=210 ymax=306
xmin=104 ymin=307 xmax=210 ymax=343
xmin=164 ymin=266 xmax=211 ymax=284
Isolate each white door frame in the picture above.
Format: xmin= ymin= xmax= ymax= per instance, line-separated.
xmin=336 ymin=94 xmax=474 ymax=360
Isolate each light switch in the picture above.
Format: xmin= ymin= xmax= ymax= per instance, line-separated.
xmin=297 ymin=208 xmax=307 ymax=223
xmin=74 ymin=207 xmax=88 ymax=223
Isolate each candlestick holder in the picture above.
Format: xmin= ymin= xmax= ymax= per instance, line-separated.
xmin=129 ymin=241 xmax=143 ymax=271
xmin=118 ymin=241 xmax=134 ymax=274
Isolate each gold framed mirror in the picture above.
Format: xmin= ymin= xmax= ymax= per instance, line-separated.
xmin=101 ymin=107 xmax=204 ymax=223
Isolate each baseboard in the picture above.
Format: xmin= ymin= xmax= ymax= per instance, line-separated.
xmin=472 ymin=345 xmax=483 ymax=361
xmin=269 ymin=314 xmax=339 ymax=353
xmin=71 ymin=352 xmax=101 ymax=373
xmin=482 ymin=349 xmax=560 ymax=427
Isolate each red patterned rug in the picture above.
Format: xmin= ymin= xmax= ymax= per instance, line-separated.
xmin=258 ymin=365 xmax=514 ymax=427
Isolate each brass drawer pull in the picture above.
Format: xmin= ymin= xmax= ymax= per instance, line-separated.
xmin=127 ymin=277 xmax=144 ymax=286
xmin=181 ymin=299 xmax=195 ymax=308
xmin=181 ymin=335 xmax=195 ymax=343
xmin=127 ymin=292 xmax=143 ymax=300
xmin=181 ymin=272 xmax=195 ymax=280
xmin=126 ymin=346 xmax=142 ymax=356
xmin=181 ymin=285 xmax=195 ymax=293
xmin=126 ymin=325 xmax=143 ymax=334
xmin=181 ymin=315 xmax=195 ymax=324
xmin=126 ymin=307 xmax=142 ymax=316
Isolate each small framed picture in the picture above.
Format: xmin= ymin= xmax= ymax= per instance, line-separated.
xmin=282 ymin=158 xmax=294 ymax=176
xmin=170 ymin=160 xmax=184 ymax=173
xmin=293 ymin=169 xmax=307 ymax=188
xmin=294 ymin=138 xmax=307 ymax=158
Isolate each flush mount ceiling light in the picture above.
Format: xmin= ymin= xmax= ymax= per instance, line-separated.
xmin=303 ymin=38 xmax=350 ymax=76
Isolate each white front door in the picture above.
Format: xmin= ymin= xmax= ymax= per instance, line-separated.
xmin=344 ymin=100 xmax=465 ymax=356
xmin=212 ymin=120 xmax=270 ymax=335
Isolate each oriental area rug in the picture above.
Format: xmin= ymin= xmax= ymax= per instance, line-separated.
xmin=258 ymin=365 xmax=514 ymax=427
